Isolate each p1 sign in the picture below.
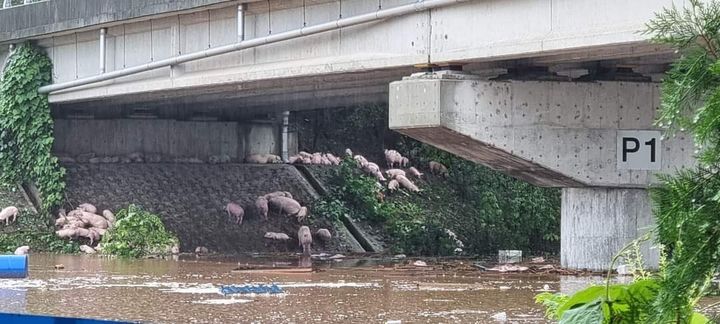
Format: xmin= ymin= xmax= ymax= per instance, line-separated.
xmin=617 ymin=130 xmax=661 ymax=170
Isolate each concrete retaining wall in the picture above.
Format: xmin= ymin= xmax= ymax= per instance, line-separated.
xmin=62 ymin=163 xmax=357 ymax=253
xmin=53 ymin=118 xmax=284 ymax=161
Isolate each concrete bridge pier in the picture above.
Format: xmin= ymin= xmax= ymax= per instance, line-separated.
xmin=561 ymin=187 xmax=656 ymax=270
xmin=389 ymin=72 xmax=695 ymax=271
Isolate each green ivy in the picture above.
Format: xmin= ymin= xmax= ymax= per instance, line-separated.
xmin=0 ymin=42 xmax=65 ymax=212
xmin=101 ymin=205 xmax=178 ymax=258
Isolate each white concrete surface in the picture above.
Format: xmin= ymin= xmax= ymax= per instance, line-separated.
xmin=388 ymin=74 xmax=695 ymax=188
xmin=53 ymin=119 xmax=283 ymax=161
xmin=561 ymin=187 xmax=658 ymax=271
xmin=0 ymin=0 xmax=679 ymax=104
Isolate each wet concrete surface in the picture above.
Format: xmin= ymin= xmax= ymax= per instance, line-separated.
xmin=0 ymin=254 xmax=666 ymax=323
xmin=62 ymin=164 xmax=355 ymax=254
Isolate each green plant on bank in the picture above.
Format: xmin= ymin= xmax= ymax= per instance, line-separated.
xmin=101 ymin=205 xmax=178 ymax=258
xmin=536 ymin=237 xmax=710 ymax=323
xmin=0 ymin=230 xmax=79 ymax=254
xmin=397 ymin=137 xmax=562 ymax=253
xmin=0 ymin=184 xmax=78 ymax=253
xmin=297 ymin=104 xmax=562 ymax=255
xmin=314 ymin=157 xmax=460 ymax=255
xmin=0 ymin=42 xmax=65 ymax=212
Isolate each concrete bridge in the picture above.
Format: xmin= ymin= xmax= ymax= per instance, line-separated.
xmin=0 ymin=0 xmax=693 ymax=270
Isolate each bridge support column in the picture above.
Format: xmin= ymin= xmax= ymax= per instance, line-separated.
xmin=561 ymin=187 xmax=658 ymax=271
xmin=281 ymin=110 xmax=290 ymax=162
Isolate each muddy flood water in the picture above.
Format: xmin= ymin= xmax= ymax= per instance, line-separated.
xmin=0 ymin=254 xmax=629 ymax=323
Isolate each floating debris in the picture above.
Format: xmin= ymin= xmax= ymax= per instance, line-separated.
xmin=487 ymin=265 xmax=528 ymax=273
xmin=232 ymin=265 xmax=313 ymax=274
xmin=192 ymin=298 xmax=253 ymax=305
xmin=491 ymin=311 xmax=507 ymax=321
xmin=412 ymin=260 xmax=428 ymax=267
xmin=220 ymin=284 xmax=284 ymax=295
xmin=530 ymin=257 xmax=545 ymax=263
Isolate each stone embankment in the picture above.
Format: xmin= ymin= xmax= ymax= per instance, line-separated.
xmin=63 ymin=163 xmax=357 ymax=254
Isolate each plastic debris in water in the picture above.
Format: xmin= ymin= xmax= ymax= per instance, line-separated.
xmin=491 ymin=312 xmax=507 ymax=322
xmin=220 ymin=284 xmax=284 ymax=295
xmin=412 ymin=260 xmax=428 ymax=267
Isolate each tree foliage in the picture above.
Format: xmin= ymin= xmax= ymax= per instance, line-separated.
xmin=644 ymin=0 xmax=720 ymax=322
xmin=0 ymin=42 xmax=65 ymax=212
xmin=536 ymin=2 xmax=720 ymax=322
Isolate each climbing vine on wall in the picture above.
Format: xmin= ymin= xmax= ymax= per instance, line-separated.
xmin=0 ymin=42 xmax=65 ymax=211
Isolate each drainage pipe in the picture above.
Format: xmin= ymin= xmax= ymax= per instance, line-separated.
xmin=99 ymin=28 xmax=107 ymax=73
xmin=38 ymin=0 xmax=467 ymax=94
xmin=237 ymin=3 xmax=246 ymax=42
xmin=281 ymin=110 xmax=290 ymax=162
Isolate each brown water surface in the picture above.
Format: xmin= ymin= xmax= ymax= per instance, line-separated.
xmin=0 ymin=254 xmax=607 ymax=323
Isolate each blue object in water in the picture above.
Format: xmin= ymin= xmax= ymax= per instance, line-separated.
xmin=0 ymin=255 xmax=28 ymax=278
xmin=0 ymin=313 xmax=133 ymax=323
xmin=220 ymin=284 xmax=284 ymax=295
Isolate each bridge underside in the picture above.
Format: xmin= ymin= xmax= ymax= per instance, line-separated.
xmin=48 ymin=44 xmax=674 ymax=121
xmin=396 ymin=127 xmax=583 ymax=187
xmin=389 ymin=75 xmax=693 ymax=270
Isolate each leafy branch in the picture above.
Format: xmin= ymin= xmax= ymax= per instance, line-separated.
xmin=645 ymin=0 xmax=720 ymax=322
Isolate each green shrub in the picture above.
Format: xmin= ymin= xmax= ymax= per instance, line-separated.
xmin=329 ymin=158 xmax=389 ymax=222
xmin=385 ymin=202 xmax=458 ymax=255
xmin=397 ymin=138 xmax=561 ymax=254
xmin=312 ymin=198 xmax=349 ymax=221
xmin=319 ymin=159 xmax=461 ymax=255
xmin=102 ymin=205 xmax=178 ymax=258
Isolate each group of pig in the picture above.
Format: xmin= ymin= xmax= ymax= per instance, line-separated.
xmin=0 ymin=205 xmax=107 ymax=255
xmin=288 ymin=152 xmax=342 ymax=165
xmin=349 ymin=148 xmax=448 ymax=193
xmin=225 ymin=190 xmax=328 ymax=255
xmin=265 ymin=226 xmax=331 ymax=255
xmin=226 ymin=190 xmax=310 ymax=226
xmin=53 ymin=203 xmax=116 ymax=254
